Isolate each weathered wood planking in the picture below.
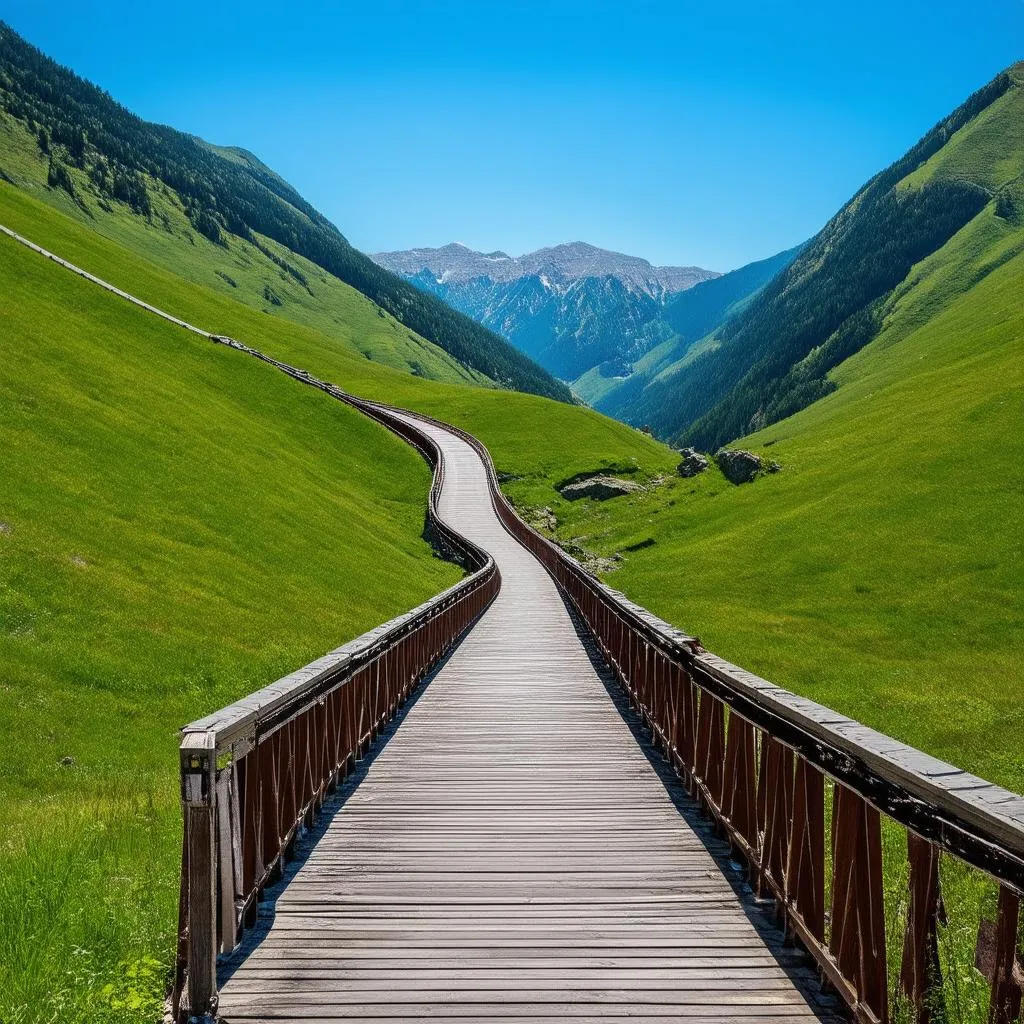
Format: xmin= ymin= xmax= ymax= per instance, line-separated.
xmin=217 ymin=419 xmax=840 ymax=1023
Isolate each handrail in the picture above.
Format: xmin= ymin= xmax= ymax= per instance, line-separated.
xmin=418 ymin=410 xmax=1024 ymax=1024
xmin=173 ymin=394 xmax=500 ymax=1022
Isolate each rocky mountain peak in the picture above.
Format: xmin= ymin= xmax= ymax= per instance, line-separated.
xmin=372 ymin=241 xmax=718 ymax=298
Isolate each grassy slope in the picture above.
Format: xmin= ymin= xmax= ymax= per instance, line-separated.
xmin=4 ymin=178 xmax=1020 ymax=794
xmin=0 ymin=108 xmax=492 ymax=387
xmin=542 ymin=204 xmax=1024 ymax=794
xmin=0 ymin=213 xmax=462 ymax=1023
xmin=0 ymin=179 xmax=676 ymax=495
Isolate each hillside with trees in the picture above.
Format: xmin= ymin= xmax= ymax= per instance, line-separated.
xmin=614 ymin=65 xmax=1023 ymax=449
xmin=0 ymin=22 xmax=572 ymax=402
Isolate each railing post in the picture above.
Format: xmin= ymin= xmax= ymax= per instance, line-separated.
xmin=180 ymin=730 xmax=218 ymax=1019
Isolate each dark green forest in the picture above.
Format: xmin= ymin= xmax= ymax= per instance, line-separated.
xmin=0 ymin=22 xmax=573 ymax=403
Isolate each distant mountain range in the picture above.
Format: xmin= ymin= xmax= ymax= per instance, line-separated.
xmin=371 ymin=242 xmax=720 ymax=381
xmin=375 ymin=241 xmax=715 ymax=297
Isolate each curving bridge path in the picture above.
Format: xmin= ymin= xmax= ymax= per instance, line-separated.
xmin=216 ymin=415 xmax=838 ymax=1023
xmin=5 ymin=219 xmax=1023 ymax=1024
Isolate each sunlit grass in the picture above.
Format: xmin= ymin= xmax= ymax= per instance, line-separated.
xmin=0 ymin=217 xmax=460 ymax=1023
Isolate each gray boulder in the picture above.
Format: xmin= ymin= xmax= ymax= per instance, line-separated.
xmin=559 ymin=476 xmax=641 ymax=501
xmin=677 ymin=448 xmax=709 ymax=478
xmin=715 ymin=448 xmax=762 ymax=484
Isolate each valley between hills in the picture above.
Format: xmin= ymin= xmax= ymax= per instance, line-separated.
xmin=0 ymin=18 xmax=1021 ymax=1024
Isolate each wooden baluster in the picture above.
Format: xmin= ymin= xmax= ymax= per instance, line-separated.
xmin=983 ymin=887 xmax=1022 ymax=1024
xmin=260 ymin=732 xmax=280 ymax=873
xmin=679 ymin=665 xmax=697 ymax=786
xmin=641 ymin=642 xmax=651 ymax=717
xmin=695 ymin=689 xmax=725 ymax=811
xmin=658 ymin=655 xmax=671 ymax=749
xmin=357 ymin=665 xmax=368 ymax=750
xmin=238 ymin=752 xmax=255 ymax=898
xmin=634 ymin=637 xmax=645 ymax=708
xmin=617 ymin=617 xmax=626 ymax=682
xmin=666 ymin=660 xmax=680 ymax=766
xmin=636 ymin=640 xmax=645 ymax=709
xmin=830 ymin=783 xmax=889 ymax=1022
xmin=900 ymin=833 xmax=944 ymax=1023
xmin=759 ymin=737 xmax=794 ymax=899
xmin=722 ymin=712 xmax=758 ymax=855
xmin=330 ymin=687 xmax=344 ymax=776
xmin=301 ymin=709 xmax=315 ymax=815
xmin=318 ymin=698 xmax=330 ymax=797
xmin=372 ymin=656 xmax=382 ymax=736
xmin=787 ymin=757 xmax=825 ymax=942
xmin=343 ymin=677 xmax=356 ymax=768
xmin=649 ymin=648 xmax=660 ymax=741
xmin=626 ymin=630 xmax=635 ymax=700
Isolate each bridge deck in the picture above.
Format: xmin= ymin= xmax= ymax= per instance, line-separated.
xmin=218 ymin=418 xmax=839 ymax=1022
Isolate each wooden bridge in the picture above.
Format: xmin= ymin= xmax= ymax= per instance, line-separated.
xmin=209 ymin=413 xmax=842 ymax=1023
xmin=175 ymin=400 xmax=1024 ymax=1024
xmin=0 ymin=224 xmax=1020 ymax=1024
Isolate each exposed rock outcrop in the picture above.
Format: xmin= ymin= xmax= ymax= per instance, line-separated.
xmin=677 ymin=448 xmax=709 ymax=478
xmin=559 ymin=476 xmax=641 ymax=501
xmin=715 ymin=448 xmax=762 ymax=484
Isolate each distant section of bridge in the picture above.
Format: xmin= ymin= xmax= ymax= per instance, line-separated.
xmin=214 ymin=416 xmax=839 ymax=1022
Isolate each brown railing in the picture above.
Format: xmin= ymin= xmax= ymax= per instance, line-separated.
xmin=440 ymin=418 xmax=1024 ymax=1024
xmin=23 ymin=216 xmax=1017 ymax=1022
xmin=173 ymin=400 xmax=499 ymax=1021
xmin=170 ymin=328 xmax=1022 ymax=1024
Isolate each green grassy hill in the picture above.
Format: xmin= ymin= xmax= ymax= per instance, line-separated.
xmin=0 ymin=21 xmax=572 ymax=402
xmin=0 ymin=198 xmax=469 ymax=1024
xmin=618 ymin=63 xmax=1024 ymax=449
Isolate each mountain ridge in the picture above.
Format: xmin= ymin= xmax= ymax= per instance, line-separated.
xmin=614 ymin=63 xmax=1024 ymax=448
xmin=371 ymin=240 xmax=721 ymax=381
xmin=372 ymin=240 xmax=718 ymax=299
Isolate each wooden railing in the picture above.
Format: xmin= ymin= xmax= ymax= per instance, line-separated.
xmin=22 ymin=215 xmax=1016 ymax=1021
xmin=439 ymin=418 xmax=1024 ymax=1024
xmin=169 ymin=333 xmax=1022 ymax=1023
xmin=173 ymin=401 xmax=499 ymax=1021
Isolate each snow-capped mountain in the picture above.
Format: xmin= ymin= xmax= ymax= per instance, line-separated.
xmin=370 ymin=241 xmax=719 ymax=381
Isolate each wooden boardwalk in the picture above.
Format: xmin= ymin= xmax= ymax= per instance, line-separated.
xmin=217 ymin=416 xmax=839 ymax=1022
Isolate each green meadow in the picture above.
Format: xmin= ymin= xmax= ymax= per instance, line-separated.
xmin=3 ymin=176 xmax=1020 ymax=796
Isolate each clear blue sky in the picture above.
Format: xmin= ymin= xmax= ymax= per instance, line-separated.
xmin=3 ymin=1 xmax=1021 ymax=270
